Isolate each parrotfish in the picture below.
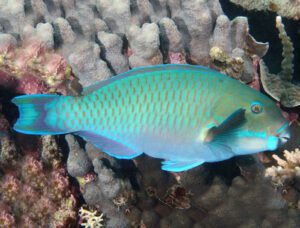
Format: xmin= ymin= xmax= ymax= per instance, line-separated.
xmin=12 ymin=64 xmax=290 ymax=172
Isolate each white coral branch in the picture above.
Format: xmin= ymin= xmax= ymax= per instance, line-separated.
xmin=265 ymin=149 xmax=300 ymax=186
xmin=79 ymin=207 xmax=104 ymax=228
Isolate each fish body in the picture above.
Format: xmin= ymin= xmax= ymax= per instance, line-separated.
xmin=12 ymin=64 xmax=290 ymax=172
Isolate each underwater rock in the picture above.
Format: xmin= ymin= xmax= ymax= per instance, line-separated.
xmin=82 ymin=158 xmax=131 ymax=228
xmin=128 ymin=23 xmax=163 ymax=67
xmin=200 ymin=176 xmax=289 ymax=227
xmin=21 ymin=22 xmax=54 ymax=48
xmin=141 ymin=210 xmax=160 ymax=227
xmin=97 ymin=31 xmax=129 ymax=74
xmin=66 ymin=135 xmax=92 ymax=178
xmin=158 ymin=17 xmax=184 ymax=53
xmin=160 ymin=210 xmax=193 ymax=228
xmin=67 ymin=40 xmax=112 ymax=87
xmin=95 ymin=0 xmax=131 ymax=34
xmin=53 ymin=17 xmax=77 ymax=45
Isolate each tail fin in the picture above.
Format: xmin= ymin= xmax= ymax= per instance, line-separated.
xmin=12 ymin=94 xmax=67 ymax=135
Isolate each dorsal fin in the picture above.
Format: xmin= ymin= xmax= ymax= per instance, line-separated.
xmin=83 ymin=64 xmax=220 ymax=95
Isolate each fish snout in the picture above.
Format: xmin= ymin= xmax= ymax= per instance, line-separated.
xmin=276 ymin=123 xmax=291 ymax=147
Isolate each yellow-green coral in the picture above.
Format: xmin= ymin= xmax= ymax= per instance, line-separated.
xmin=209 ymin=46 xmax=244 ymax=79
xmin=230 ymin=0 xmax=300 ymax=19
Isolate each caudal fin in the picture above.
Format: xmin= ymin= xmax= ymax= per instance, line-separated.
xmin=12 ymin=94 xmax=67 ymax=135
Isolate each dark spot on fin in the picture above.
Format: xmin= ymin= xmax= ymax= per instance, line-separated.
xmin=205 ymin=108 xmax=246 ymax=143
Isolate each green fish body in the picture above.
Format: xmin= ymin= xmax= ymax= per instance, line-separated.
xmin=12 ymin=64 xmax=290 ymax=172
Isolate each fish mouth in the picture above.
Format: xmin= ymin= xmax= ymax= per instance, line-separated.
xmin=276 ymin=122 xmax=290 ymax=146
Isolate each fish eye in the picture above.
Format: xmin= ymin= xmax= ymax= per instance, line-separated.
xmin=251 ymin=102 xmax=263 ymax=114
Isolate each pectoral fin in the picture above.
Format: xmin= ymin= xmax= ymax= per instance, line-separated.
xmin=161 ymin=160 xmax=204 ymax=172
xmin=205 ymin=108 xmax=246 ymax=143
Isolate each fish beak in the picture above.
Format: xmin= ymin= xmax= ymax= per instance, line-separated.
xmin=276 ymin=123 xmax=290 ymax=147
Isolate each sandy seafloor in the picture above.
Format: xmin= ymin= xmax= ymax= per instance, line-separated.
xmin=0 ymin=0 xmax=300 ymax=227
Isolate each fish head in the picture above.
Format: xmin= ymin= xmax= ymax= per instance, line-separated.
xmin=213 ymin=87 xmax=290 ymax=155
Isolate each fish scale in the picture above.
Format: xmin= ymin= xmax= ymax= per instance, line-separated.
xmin=12 ymin=64 xmax=290 ymax=172
xmin=76 ymin=71 xmax=216 ymax=139
xmin=45 ymin=69 xmax=219 ymax=141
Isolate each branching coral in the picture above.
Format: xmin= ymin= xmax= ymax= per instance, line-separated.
xmin=230 ymin=0 xmax=300 ymax=19
xmin=79 ymin=206 xmax=104 ymax=228
xmin=260 ymin=16 xmax=300 ymax=107
xmin=265 ymin=149 xmax=300 ymax=186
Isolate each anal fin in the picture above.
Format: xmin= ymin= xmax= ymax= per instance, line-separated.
xmin=161 ymin=160 xmax=204 ymax=172
xmin=75 ymin=131 xmax=142 ymax=159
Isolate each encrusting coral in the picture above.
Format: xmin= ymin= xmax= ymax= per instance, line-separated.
xmin=0 ymin=35 xmax=82 ymax=95
xmin=230 ymin=0 xmax=300 ymax=19
xmin=260 ymin=16 xmax=300 ymax=107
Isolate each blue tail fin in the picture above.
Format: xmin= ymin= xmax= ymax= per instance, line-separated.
xmin=12 ymin=94 xmax=67 ymax=135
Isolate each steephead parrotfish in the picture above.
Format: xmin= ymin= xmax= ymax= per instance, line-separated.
xmin=12 ymin=64 xmax=290 ymax=172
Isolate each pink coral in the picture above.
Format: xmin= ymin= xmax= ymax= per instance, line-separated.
xmin=0 ymin=133 xmax=78 ymax=227
xmin=48 ymin=168 xmax=70 ymax=201
xmin=21 ymin=156 xmax=47 ymax=189
xmin=168 ymin=52 xmax=187 ymax=64
xmin=0 ymin=211 xmax=16 ymax=228
xmin=0 ymin=38 xmax=82 ymax=95
xmin=0 ymin=175 xmax=20 ymax=203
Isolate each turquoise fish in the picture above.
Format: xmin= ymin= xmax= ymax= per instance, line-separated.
xmin=12 ymin=64 xmax=290 ymax=172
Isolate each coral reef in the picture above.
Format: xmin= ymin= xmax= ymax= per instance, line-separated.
xmin=230 ymin=0 xmax=300 ymax=19
xmin=266 ymin=148 xmax=300 ymax=186
xmin=209 ymin=15 xmax=268 ymax=83
xmin=0 ymin=35 xmax=82 ymax=95
xmin=0 ymin=0 xmax=299 ymax=227
xmin=260 ymin=16 xmax=300 ymax=107
xmin=79 ymin=143 xmax=132 ymax=228
xmin=265 ymin=148 xmax=300 ymax=209
xmin=79 ymin=206 xmax=104 ymax=228
xmin=0 ymin=134 xmax=78 ymax=227
xmin=0 ymin=0 xmax=268 ymax=87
